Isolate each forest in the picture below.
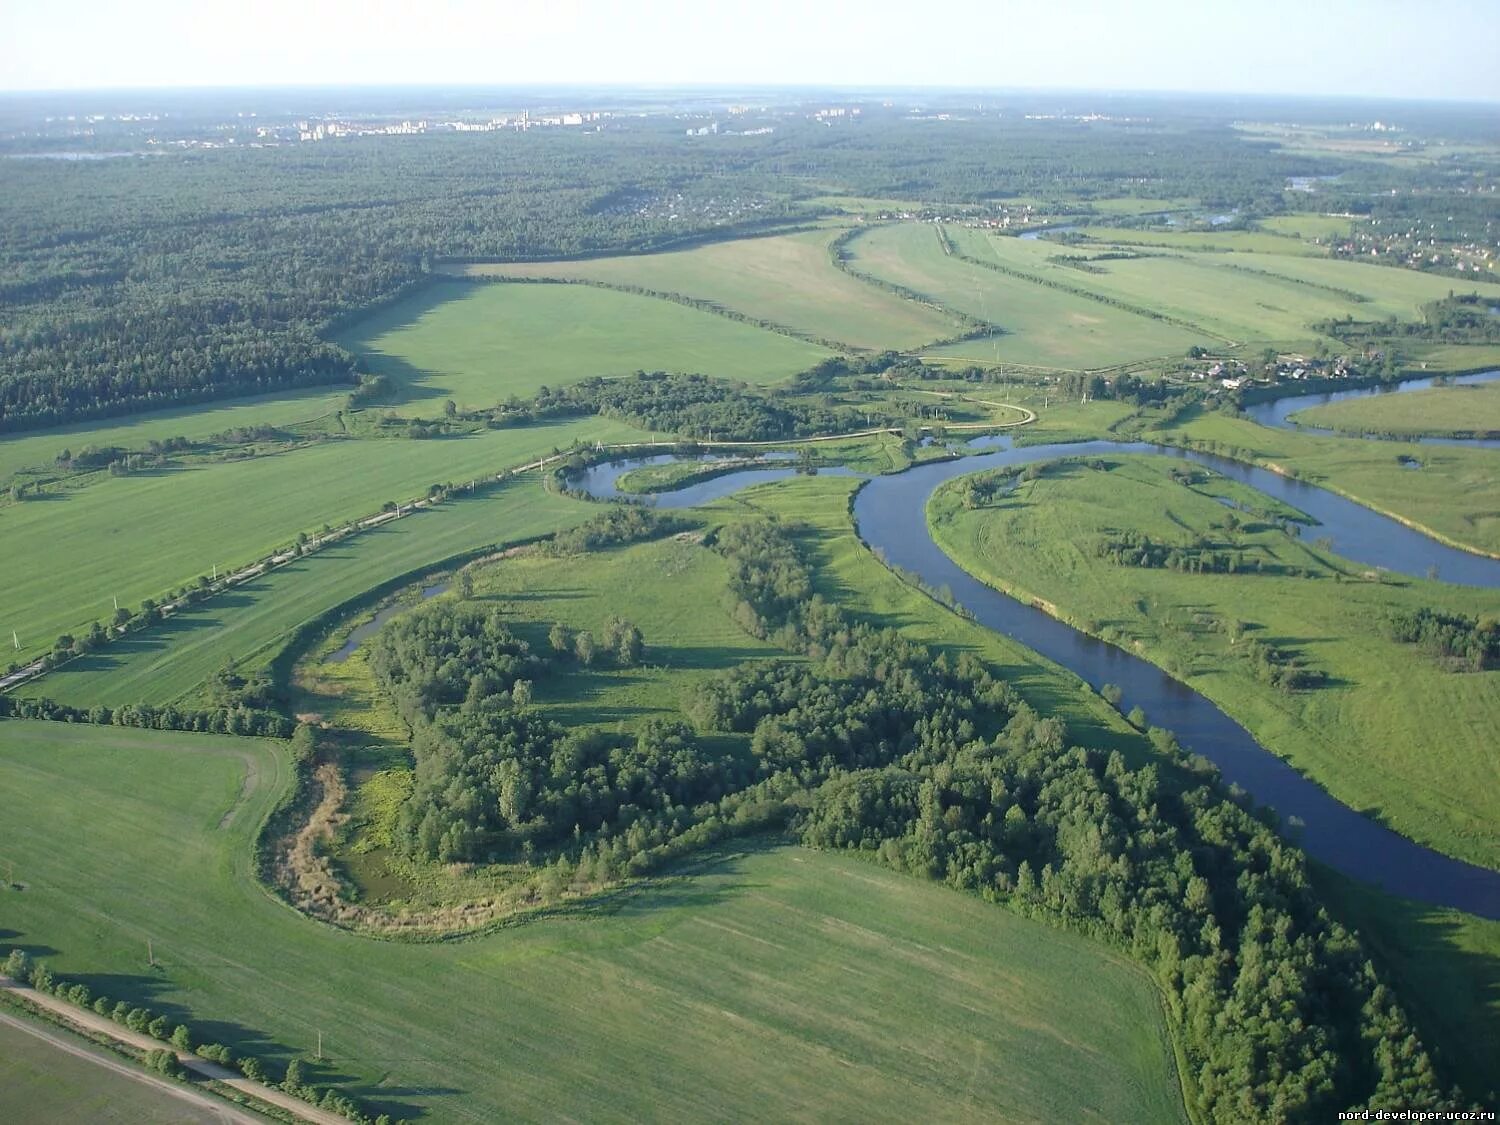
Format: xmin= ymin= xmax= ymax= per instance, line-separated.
xmin=341 ymin=512 xmax=1466 ymax=1120
xmin=0 ymin=111 xmax=1349 ymax=431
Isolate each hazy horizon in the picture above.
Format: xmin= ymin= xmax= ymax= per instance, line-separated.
xmin=3 ymin=0 xmax=1496 ymax=101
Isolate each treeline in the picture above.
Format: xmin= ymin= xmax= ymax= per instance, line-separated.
xmin=1097 ymin=528 xmax=1258 ymax=575
xmin=1057 ymin=369 xmax=1197 ymax=407
xmin=542 ymin=505 xmax=687 ymax=555
xmin=1316 ymin=294 xmax=1500 ymax=346
xmin=1386 ymin=607 xmax=1500 ymax=672
xmin=504 ymin=371 xmax=879 ymax=442
xmin=1 ymin=950 xmax=394 ymax=1123
xmin=0 ymin=692 xmax=295 ymax=738
xmin=698 ymin=519 xmax=1446 ymax=1119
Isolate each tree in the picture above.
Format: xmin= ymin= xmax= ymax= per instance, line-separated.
xmin=283 ymin=1058 xmax=305 ymax=1092
xmin=575 ymin=631 xmax=596 ymax=666
xmin=3 ymin=949 xmax=31 ymax=982
xmin=457 ymin=569 xmax=474 ymax=599
xmin=548 ymin=622 xmax=571 ymax=653
xmin=444 ymin=399 xmax=458 ymax=418
xmin=171 ymin=1024 xmax=193 ymax=1051
xmin=511 ymin=680 xmax=533 ymax=707
xmin=615 ymin=624 xmax=644 ymax=667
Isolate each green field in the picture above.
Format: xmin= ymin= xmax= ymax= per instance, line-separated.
xmin=0 ymin=415 xmax=644 ymax=665
xmin=1067 ymin=225 xmax=1326 ymax=256
xmin=467 ymin=535 xmax=782 ymax=727
xmin=462 ymin=228 xmax=964 ymax=351
xmin=0 ymin=720 xmax=1186 ymax=1124
xmin=845 ymin=222 xmax=1211 ymax=369
xmin=951 ymin=228 xmax=1500 ymax=347
xmin=1257 ymin=213 xmax=1357 ymax=241
xmin=0 ymin=387 xmax=350 ymax=487
xmin=337 ymin=280 xmax=831 ymax=409
xmin=0 ymin=1015 xmax=234 ymax=1124
xmin=1165 ymin=406 xmax=1500 ymax=556
xmin=25 ymin=476 xmax=597 ymax=709
xmin=928 ymin=454 xmax=1500 ymax=870
xmin=1289 ymin=382 xmax=1500 ymax=438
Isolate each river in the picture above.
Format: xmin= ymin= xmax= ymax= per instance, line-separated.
xmin=1243 ymin=369 xmax=1500 ymax=449
xmin=571 ymin=440 xmax=1500 ymax=917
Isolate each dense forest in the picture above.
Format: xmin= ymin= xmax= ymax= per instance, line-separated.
xmin=0 ymin=110 xmax=1349 ymax=431
xmin=350 ymin=512 xmax=1466 ymax=1120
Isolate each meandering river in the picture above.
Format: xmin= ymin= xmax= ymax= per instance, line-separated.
xmin=1243 ymin=369 xmax=1500 ymax=448
xmin=573 ymin=439 xmax=1500 ymax=917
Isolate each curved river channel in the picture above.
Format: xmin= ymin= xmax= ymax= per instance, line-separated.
xmin=1243 ymin=369 xmax=1500 ymax=448
xmin=572 ymin=437 xmax=1500 ymax=917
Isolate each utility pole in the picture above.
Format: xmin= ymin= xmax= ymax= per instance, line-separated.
xmin=316 ymin=1029 xmax=323 ymax=1061
xmin=12 ymin=631 xmax=18 ymax=651
xmin=147 ymin=939 xmax=155 ymax=968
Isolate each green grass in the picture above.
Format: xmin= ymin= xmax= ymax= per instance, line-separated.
xmin=337 ymin=279 xmax=832 ymax=409
xmin=0 ymin=387 xmax=350 ymax=486
xmin=463 ymin=534 xmax=786 ymax=729
xmin=1314 ymin=867 xmax=1500 ymax=1103
xmin=927 ymin=454 xmax=1500 ymax=871
xmin=1068 ymin=225 xmax=1326 ymax=256
xmin=22 ymin=476 xmax=599 ymax=708
xmin=1258 ymin=213 xmax=1356 ymax=241
xmin=706 ymin=474 xmax=1149 ymax=756
xmin=0 ymin=415 xmax=644 ymax=666
xmin=0 ymin=1014 xmax=233 ymax=1124
xmin=461 ymin=229 xmax=964 ymax=351
xmin=1289 ymin=382 xmax=1500 ymax=438
xmin=0 ymin=720 xmax=1186 ymax=1124
xmin=845 ymin=223 xmax=1211 ymax=369
xmin=957 ymin=230 xmax=1500 ymax=347
xmin=1164 ymin=406 xmax=1500 ymax=556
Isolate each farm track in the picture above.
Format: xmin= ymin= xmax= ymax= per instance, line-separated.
xmin=0 ymin=1008 xmax=256 ymax=1123
xmin=0 ymin=977 xmax=346 ymax=1124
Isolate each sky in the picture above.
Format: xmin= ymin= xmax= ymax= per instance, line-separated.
xmin=2 ymin=0 xmax=1496 ymax=101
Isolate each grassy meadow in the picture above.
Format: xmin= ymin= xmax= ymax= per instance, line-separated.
xmin=1289 ymin=381 xmax=1500 ymax=438
xmin=0 ymin=720 xmax=1186 ymax=1124
xmin=24 ymin=477 xmax=597 ymax=709
xmin=844 ymin=222 xmax=1211 ymax=369
xmin=462 ymin=229 xmax=964 ymax=351
xmin=0 ymin=387 xmax=350 ymax=487
xmin=1066 ymin=225 xmax=1327 ymax=256
xmin=1164 ymin=406 xmax=1500 ymax=556
xmin=950 ymin=226 xmax=1500 ymax=348
xmin=927 ymin=454 xmax=1500 ymax=870
xmin=336 ymin=280 xmax=831 ymax=409
xmin=0 ymin=415 xmax=643 ymax=665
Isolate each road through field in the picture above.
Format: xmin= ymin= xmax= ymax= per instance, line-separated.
xmin=0 ymin=1008 xmax=256 ymax=1124
xmin=0 ymin=977 xmax=346 ymax=1125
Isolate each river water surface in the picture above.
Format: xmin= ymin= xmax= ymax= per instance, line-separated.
xmin=1243 ymin=370 xmax=1500 ymax=449
xmin=574 ymin=439 xmax=1500 ymax=917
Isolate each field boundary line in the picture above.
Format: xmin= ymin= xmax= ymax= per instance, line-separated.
xmin=1 ymin=410 xmax=1036 ymax=696
xmin=0 ymin=1006 xmax=262 ymax=1124
xmin=0 ymin=976 xmax=344 ymax=1124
